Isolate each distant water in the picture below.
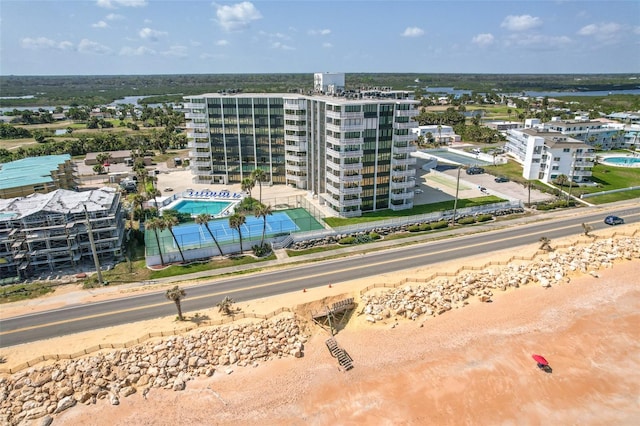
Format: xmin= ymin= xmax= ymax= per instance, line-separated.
xmin=424 ymin=86 xmax=640 ymax=98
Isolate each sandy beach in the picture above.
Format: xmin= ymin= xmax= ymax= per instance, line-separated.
xmin=1 ymin=227 xmax=640 ymax=425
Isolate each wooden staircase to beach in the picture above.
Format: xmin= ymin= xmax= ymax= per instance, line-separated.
xmin=325 ymin=337 xmax=354 ymax=371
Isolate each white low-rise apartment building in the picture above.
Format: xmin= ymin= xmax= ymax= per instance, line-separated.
xmin=505 ymin=127 xmax=595 ymax=183
xmin=183 ymin=74 xmax=420 ymax=217
xmin=411 ymin=125 xmax=461 ymax=144
xmin=0 ymin=187 xmax=125 ymax=280
xmin=538 ymin=117 xmax=625 ymax=150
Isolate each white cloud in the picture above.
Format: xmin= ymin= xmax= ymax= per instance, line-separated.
xmin=106 ymin=13 xmax=124 ymax=20
xmin=119 ymin=45 xmax=155 ymax=56
xmin=308 ymin=29 xmax=331 ymax=36
xmin=215 ymin=1 xmax=262 ymax=32
xmin=501 ymin=15 xmax=542 ymax=31
xmin=216 ymin=39 xmax=229 ymax=46
xmin=97 ymin=0 xmax=147 ymax=8
xmin=139 ymin=27 xmax=167 ymax=41
xmin=92 ymin=20 xmax=109 ymax=28
xmin=472 ymin=33 xmax=495 ymax=47
xmin=20 ymin=37 xmax=73 ymax=50
xmin=634 ymin=26 xmax=640 ymax=35
xmin=78 ymin=38 xmax=112 ymax=54
xmin=190 ymin=40 xmax=202 ymax=47
xmin=577 ymin=22 xmax=622 ymax=39
xmin=161 ymin=45 xmax=188 ymax=57
xmin=322 ymin=42 xmax=333 ymax=48
xmin=271 ymin=41 xmax=294 ymax=50
xmin=401 ymin=27 xmax=424 ymax=37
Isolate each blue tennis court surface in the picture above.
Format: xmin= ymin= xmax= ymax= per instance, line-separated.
xmin=173 ymin=211 xmax=299 ymax=247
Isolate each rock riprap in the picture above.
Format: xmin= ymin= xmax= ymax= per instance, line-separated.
xmin=0 ymin=317 xmax=305 ymax=425
xmin=361 ymin=237 xmax=640 ymax=323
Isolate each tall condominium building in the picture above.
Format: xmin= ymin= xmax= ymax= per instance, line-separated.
xmin=184 ymin=84 xmax=419 ymax=217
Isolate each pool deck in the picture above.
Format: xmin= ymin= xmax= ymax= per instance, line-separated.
xmin=161 ymin=190 xmax=244 ymax=218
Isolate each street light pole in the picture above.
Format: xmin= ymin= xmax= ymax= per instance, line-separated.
xmin=83 ymin=204 xmax=104 ymax=286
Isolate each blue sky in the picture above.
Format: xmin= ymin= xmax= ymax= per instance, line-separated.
xmin=1 ymin=0 xmax=639 ymax=75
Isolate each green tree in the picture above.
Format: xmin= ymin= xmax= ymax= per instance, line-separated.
xmin=166 ymin=285 xmax=186 ymax=321
xmin=229 ymin=212 xmax=246 ymax=253
xmin=145 ymin=217 xmax=166 ymax=266
xmin=92 ymin=164 xmax=105 ymax=174
xmin=195 ymin=213 xmax=224 ymax=256
xmin=254 ymin=202 xmax=273 ymax=248
xmin=250 ymin=168 xmax=268 ymax=203
xmin=241 ymin=177 xmax=254 ymax=198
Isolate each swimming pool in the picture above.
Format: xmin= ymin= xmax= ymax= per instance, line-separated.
xmin=172 ymin=199 xmax=234 ymax=216
xmin=600 ymin=156 xmax=640 ymax=167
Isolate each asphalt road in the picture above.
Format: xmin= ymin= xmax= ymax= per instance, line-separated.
xmin=1 ymin=205 xmax=638 ymax=347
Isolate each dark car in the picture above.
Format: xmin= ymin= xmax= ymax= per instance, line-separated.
xmin=466 ymin=167 xmax=485 ymax=175
xmin=604 ymin=215 xmax=624 ymax=226
xmin=494 ymin=176 xmax=509 ymax=183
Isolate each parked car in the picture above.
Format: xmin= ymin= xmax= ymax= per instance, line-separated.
xmin=604 ymin=215 xmax=624 ymax=226
xmin=466 ymin=167 xmax=485 ymax=175
xmin=494 ymin=176 xmax=509 ymax=183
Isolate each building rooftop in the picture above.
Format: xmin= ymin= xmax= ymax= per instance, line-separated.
xmin=0 ymin=187 xmax=118 ymax=221
xmin=0 ymin=154 xmax=71 ymax=190
xmin=184 ymin=91 xmax=417 ymax=104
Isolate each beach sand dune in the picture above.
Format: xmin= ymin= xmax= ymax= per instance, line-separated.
xmin=51 ymin=259 xmax=640 ymax=426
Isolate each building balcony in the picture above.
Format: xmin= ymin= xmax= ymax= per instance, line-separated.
xmin=185 ymin=113 xmax=206 ymax=120
xmin=192 ymin=160 xmax=211 ymax=167
xmin=285 ymin=173 xmax=307 ymax=183
xmin=326 ymin=147 xmax=363 ymax=159
xmin=326 ymin=110 xmax=364 ymax=120
xmin=393 ymin=122 xmax=416 ymax=130
xmin=285 ymin=142 xmax=308 ymax=152
xmin=285 ymin=152 xmax=306 ymax=162
xmin=396 ymin=109 xmax=418 ymax=118
xmin=394 ymin=133 xmax=416 ymax=143
xmin=186 ymin=132 xmax=209 ymax=140
xmin=285 ymin=163 xmax=307 ymax=173
xmin=184 ymin=102 xmax=206 ymax=109
xmin=186 ymin=122 xmax=207 ymax=129
xmin=284 ymin=134 xmax=308 ymax=142
xmin=340 ymin=198 xmax=361 ymax=207
xmin=326 ymin=172 xmax=340 ymax=183
xmin=342 ymin=173 xmax=362 ymax=183
xmin=390 ymin=201 xmax=413 ymax=211
xmin=325 ymin=184 xmax=340 ymax=196
xmin=391 ymin=157 xmax=416 ymax=167
xmin=390 ymin=191 xmax=414 ymax=201
xmin=284 ymin=123 xmax=306 ymax=132
xmin=341 ymin=186 xmax=362 ymax=195
xmin=393 ymin=145 xmax=416 ymax=154
xmin=390 ymin=180 xmax=414 ymax=190
xmin=391 ymin=168 xmax=416 ymax=178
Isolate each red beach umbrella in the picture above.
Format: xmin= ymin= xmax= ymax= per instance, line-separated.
xmin=532 ymin=354 xmax=548 ymax=366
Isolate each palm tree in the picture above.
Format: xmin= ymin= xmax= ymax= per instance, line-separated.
xmin=128 ymin=193 xmax=145 ymax=226
xmin=251 ymin=168 xmax=268 ymax=203
xmin=241 ymin=177 xmax=254 ymax=198
xmin=166 ymin=285 xmax=186 ymax=320
xmin=254 ymin=203 xmax=273 ymax=248
xmin=195 ymin=213 xmax=224 ymax=256
xmin=228 ymin=212 xmax=246 ymax=253
xmin=162 ymin=213 xmax=186 ymax=263
xmin=145 ymin=217 xmax=166 ymax=266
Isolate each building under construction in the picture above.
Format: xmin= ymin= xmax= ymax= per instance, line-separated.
xmin=0 ymin=187 xmax=125 ymax=281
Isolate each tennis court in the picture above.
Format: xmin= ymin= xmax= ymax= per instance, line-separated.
xmin=145 ymin=208 xmax=324 ymax=256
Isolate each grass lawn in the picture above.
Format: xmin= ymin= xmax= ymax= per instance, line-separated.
xmin=324 ymin=195 xmax=503 ymax=227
